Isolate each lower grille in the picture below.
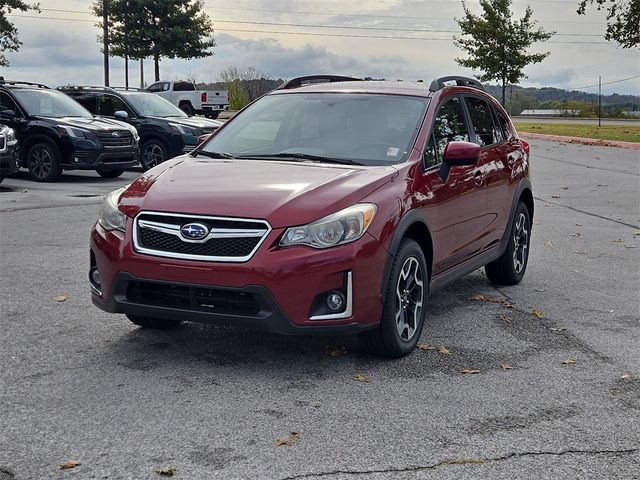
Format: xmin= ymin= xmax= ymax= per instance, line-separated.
xmin=126 ymin=281 xmax=261 ymax=316
xmin=133 ymin=211 xmax=271 ymax=262
xmin=97 ymin=131 xmax=133 ymax=148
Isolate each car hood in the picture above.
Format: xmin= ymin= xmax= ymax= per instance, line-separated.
xmin=148 ymin=116 xmax=222 ymax=130
xmin=119 ymin=156 xmax=398 ymax=228
xmin=39 ymin=116 xmax=135 ymax=132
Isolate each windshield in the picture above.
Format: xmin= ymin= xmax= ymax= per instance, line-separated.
xmin=201 ymin=93 xmax=429 ymax=166
xmin=123 ymin=92 xmax=188 ymax=118
xmin=13 ymin=89 xmax=93 ymax=118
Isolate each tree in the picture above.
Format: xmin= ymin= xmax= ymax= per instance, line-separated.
xmin=0 ymin=0 xmax=39 ymax=67
xmin=577 ymin=1 xmax=639 ymax=48
xmin=92 ymin=0 xmax=215 ymax=81
xmin=454 ymin=0 xmax=554 ymax=105
xmin=219 ymin=66 xmax=250 ymax=110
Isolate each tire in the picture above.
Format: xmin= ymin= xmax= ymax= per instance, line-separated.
xmin=179 ymin=102 xmax=194 ymax=116
xmin=208 ymin=111 xmax=220 ymax=119
xmin=0 ymin=175 xmax=4 ymax=184
xmin=27 ymin=142 xmax=62 ymax=182
xmin=96 ymin=168 xmax=124 ymax=178
xmin=359 ymin=239 xmax=428 ymax=358
xmin=485 ymin=201 xmax=531 ymax=285
xmin=126 ymin=314 xmax=182 ymax=330
xmin=140 ymin=139 xmax=168 ymax=171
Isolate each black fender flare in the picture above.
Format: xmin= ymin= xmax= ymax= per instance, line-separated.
xmin=497 ymin=178 xmax=534 ymax=257
xmin=21 ymin=133 xmax=62 ymax=168
xmin=379 ymin=208 xmax=435 ymax=300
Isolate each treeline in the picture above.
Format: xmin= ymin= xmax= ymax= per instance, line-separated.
xmin=484 ymin=85 xmax=640 ymax=117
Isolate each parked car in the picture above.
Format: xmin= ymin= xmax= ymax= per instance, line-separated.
xmin=89 ymin=75 xmax=533 ymax=358
xmin=0 ymin=124 xmax=19 ymax=183
xmin=0 ymin=79 xmax=139 ymax=181
xmin=146 ymin=80 xmax=229 ymax=119
xmin=59 ymin=86 xmax=222 ymax=170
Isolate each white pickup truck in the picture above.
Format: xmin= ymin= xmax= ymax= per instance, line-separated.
xmin=146 ymin=80 xmax=229 ymax=119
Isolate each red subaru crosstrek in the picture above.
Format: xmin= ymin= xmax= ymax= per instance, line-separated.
xmin=90 ymin=75 xmax=533 ymax=357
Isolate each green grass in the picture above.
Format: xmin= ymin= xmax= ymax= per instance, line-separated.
xmin=513 ymin=122 xmax=640 ymax=143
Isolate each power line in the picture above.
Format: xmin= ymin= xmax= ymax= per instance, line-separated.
xmin=569 ymin=75 xmax=640 ymax=91
xmin=8 ymin=14 xmax=613 ymax=44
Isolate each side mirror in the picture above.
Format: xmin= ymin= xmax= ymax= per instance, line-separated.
xmin=0 ymin=109 xmax=16 ymax=121
xmin=114 ymin=110 xmax=129 ymax=120
xmin=439 ymin=141 xmax=480 ymax=181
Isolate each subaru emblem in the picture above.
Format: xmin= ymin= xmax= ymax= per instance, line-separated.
xmin=112 ymin=131 xmax=120 ymax=137
xmin=180 ymin=222 xmax=209 ymax=240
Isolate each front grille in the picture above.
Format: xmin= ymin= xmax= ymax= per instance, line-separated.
xmin=126 ymin=280 xmax=261 ymax=316
xmin=134 ymin=211 xmax=271 ymax=262
xmin=97 ymin=131 xmax=133 ymax=148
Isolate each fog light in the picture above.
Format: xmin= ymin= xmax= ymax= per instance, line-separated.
xmin=326 ymin=291 xmax=345 ymax=312
xmin=73 ymin=157 xmax=80 ymax=163
xmin=90 ymin=267 xmax=100 ymax=286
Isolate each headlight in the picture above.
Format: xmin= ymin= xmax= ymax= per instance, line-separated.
xmin=169 ymin=123 xmax=196 ymax=136
xmin=5 ymin=128 xmax=15 ymax=142
xmin=58 ymin=125 xmax=89 ymax=138
xmin=98 ymin=187 xmax=127 ymax=232
xmin=280 ymin=203 xmax=376 ymax=249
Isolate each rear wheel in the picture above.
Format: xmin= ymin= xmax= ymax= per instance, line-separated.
xmin=179 ymin=102 xmax=194 ymax=116
xmin=140 ymin=139 xmax=168 ymax=171
xmin=27 ymin=142 xmax=62 ymax=182
xmin=485 ymin=201 xmax=531 ymax=285
xmin=96 ymin=168 xmax=124 ymax=178
xmin=359 ymin=239 xmax=427 ymax=358
xmin=126 ymin=314 xmax=182 ymax=330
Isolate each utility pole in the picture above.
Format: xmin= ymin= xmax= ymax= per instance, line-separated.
xmin=103 ymin=0 xmax=109 ymax=86
xmin=140 ymin=59 xmax=144 ymax=89
xmin=124 ymin=0 xmax=129 ymax=89
xmin=598 ymin=75 xmax=602 ymax=127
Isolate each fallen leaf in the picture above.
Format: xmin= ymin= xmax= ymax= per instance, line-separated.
xmin=326 ymin=345 xmax=347 ymax=357
xmin=437 ymin=345 xmax=452 ymax=355
xmin=575 ymin=250 xmax=589 ymax=255
xmin=500 ymin=362 xmax=513 ymax=370
xmin=575 ymin=223 xmax=583 ymax=227
xmin=353 ymin=374 xmax=370 ymax=383
xmin=469 ymin=294 xmax=486 ymax=301
xmin=551 ymin=195 xmax=561 ymax=199
xmin=21 ymin=189 xmax=28 ymax=193
xmin=460 ymin=368 xmax=481 ymax=374
xmin=156 ymin=467 xmax=176 ymax=477
xmin=562 ymin=358 xmax=577 ymax=365
xmin=531 ymin=308 xmax=544 ymax=318
xmin=624 ymin=245 xmax=637 ymax=249
xmin=470 ymin=294 xmax=513 ymax=308
xmin=621 ymin=374 xmax=632 ymax=379
xmin=53 ymin=295 xmax=67 ymax=302
xmin=544 ymin=240 xmax=553 ymax=247
xmin=597 ymin=184 xmax=608 ymax=187
xmin=416 ymin=343 xmax=435 ymax=351
xmin=544 ymin=203 xmax=552 ymax=207
xmin=550 ymin=327 xmax=567 ymax=332
xmin=633 ymin=231 xmax=640 ymax=236
xmin=498 ymin=314 xmax=513 ymax=322
xmin=611 ymin=239 xmax=624 ymax=243
xmin=533 ymin=219 xmax=541 ymax=225
xmin=560 ymin=186 xmax=569 ymax=190
xmin=60 ymin=460 xmax=81 ymax=470
xmin=570 ymin=232 xmax=581 ymax=237
xmin=276 ymin=432 xmax=301 ymax=447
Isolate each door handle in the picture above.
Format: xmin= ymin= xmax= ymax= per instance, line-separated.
xmin=474 ymin=170 xmax=484 ymax=187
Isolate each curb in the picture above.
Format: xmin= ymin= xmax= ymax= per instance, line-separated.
xmin=519 ymin=132 xmax=640 ymax=151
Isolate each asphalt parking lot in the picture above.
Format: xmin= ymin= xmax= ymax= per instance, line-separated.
xmin=1 ymin=139 xmax=639 ymax=480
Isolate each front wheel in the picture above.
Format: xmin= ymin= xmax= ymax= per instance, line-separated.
xmin=126 ymin=314 xmax=182 ymax=330
xmin=485 ymin=201 xmax=531 ymax=285
xmin=140 ymin=139 xmax=168 ymax=171
xmin=359 ymin=239 xmax=428 ymax=358
xmin=27 ymin=142 xmax=62 ymax=182
xmin=96 ymin=168 xmax=124 ymax=178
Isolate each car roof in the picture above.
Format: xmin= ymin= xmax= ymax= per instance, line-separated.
xmin=271 ymin=80 xmax=433 ymax=97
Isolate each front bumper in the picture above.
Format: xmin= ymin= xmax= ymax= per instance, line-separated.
xmin=90 ymin=220 xmax=388 ymax=334
xmin=0 ymin=145 xmax=19 ymax=176
xmin=62 ymin=143 xmax=139 ymax=170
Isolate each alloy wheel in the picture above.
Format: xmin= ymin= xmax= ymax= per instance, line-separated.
xmin=512 ymin=212 xmax=529 ymax=273
xmin=395 ymin=257 xmax=424 ymax=342
xmin=30 ymin=147 xmax=53 ymax=179
xmin=143 ymin=143 xmax=165 ymax=169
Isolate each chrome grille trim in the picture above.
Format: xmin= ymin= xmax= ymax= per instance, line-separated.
xmin=133 ymin=211 xmax=272 ymax=262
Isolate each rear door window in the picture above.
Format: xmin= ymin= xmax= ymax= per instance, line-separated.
xmin=97 ymin=94 xmax=130 ymax=117
xmin=71 ymin=93 xmax=98 ymax=114
xmin=465 ymin=96 xmax=500 ymax=147
xmin=424 ymin=96 xmax=470 ymax=168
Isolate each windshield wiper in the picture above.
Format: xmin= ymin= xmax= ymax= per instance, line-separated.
xmin=240 ymin=152 xmax=363 ymax=166
xmin=192 ymin=150 xmax=235 ymax=159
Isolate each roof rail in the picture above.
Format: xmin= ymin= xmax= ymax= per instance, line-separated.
xmin=429 ymin=76 xmax=485 ymax=92
xmin=278 ymin=75 xmax=362 ymax=90
xmin=111 ymin=86 xmax=144 ymax=91
xmin=56 ymin=85 xmax=116 ymax=93
xmin=0 ymin=80 xmax=50 ymax=89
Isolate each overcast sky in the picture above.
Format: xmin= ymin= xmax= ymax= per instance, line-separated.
xmin=1 ymin=0 xmax=639 ymax=95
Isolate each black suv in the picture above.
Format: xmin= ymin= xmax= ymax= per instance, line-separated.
xmin=58 ymin=86 xmax=222 ymax=170
xmin=0 ymin=124 xmax=19 ymax=183
xmin=0 ymin=80 xmax=139 ymax=181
